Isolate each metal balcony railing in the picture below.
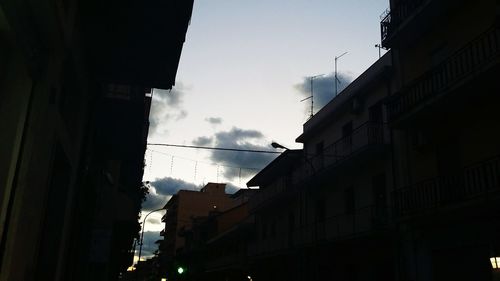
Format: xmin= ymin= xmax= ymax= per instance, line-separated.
xmin=308 ymin=122 xmax=389 ymax=171
xmin=292 ymin=205 xmax=388 ymax=245
xmin=248 ymin=176 xmax=297 ymax=211
xmin=249 ymin=122 xmax=389 ymax=211
xmin=248 ymin=205 xmax=388 ymax=256
xmin=387 ymin=26 xmax=500 ymax=121
xmin=380 ymin=0 xmax=427 ymax=44
xmin=393 ymin=156 xmax=500 ymax=216
xmin=206 ymin=252 xmax=246 ymax=270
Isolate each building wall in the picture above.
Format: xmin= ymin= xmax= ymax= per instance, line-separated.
xmin=0 ymin=0 xmax=193 ymax=279
xmin=388 ymin=1 xmax=500 ymax=280
xmin=392 ymin=0 xmax=497 ymax=86
xmin=162 ymin=184 xmax=235 ymax=259
xmin=0 ymin=2 xmax=93 ymax=280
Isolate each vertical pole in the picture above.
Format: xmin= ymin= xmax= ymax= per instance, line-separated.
xmin=376 ymin=44 xmax=382 ymax=58
xmin=310 ymin=77 xmax=314 ymax=118
xmin=334 ymin=57 xmax=338 ymax=96
xmin=334 ymin=52 xmax=348 ymax=97
xmin=137 ymin=208 xmax=164 ymax=270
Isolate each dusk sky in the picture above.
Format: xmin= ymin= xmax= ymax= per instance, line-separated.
xmin=139 ymin=0 xmax=388 ymax=259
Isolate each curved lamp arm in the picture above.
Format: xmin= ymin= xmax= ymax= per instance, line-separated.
xmin=137 ymin=208 xmax=165 ymax=265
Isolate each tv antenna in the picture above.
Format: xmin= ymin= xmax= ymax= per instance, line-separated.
xmin=334 ymin=52 xmax=348 ymax=96
xmin=300 ymin=74 xmax=325 ymax=118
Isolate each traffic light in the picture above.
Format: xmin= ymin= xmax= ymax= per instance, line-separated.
xmin=177 ymin=266 xmax=185 ymax=275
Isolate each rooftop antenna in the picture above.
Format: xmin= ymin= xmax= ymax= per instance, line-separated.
xmin=300 ymin=74 xmax=325 ymax=118
xmin=334 ymin=52 xmax=348 ymax=96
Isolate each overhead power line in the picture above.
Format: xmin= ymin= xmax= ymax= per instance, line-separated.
xmin=147 ymin=148 xmax=262 ymax=170
xmin=147 ymin=143 xmax=282 ymax=154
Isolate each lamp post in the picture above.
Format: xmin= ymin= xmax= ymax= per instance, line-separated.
xmin=271 ymin=142 xmax=315 ymax=174
xmin=137 ymin=208 xmax=166 ymax=266
xmin=271 ymin=142 xmax=289 ymax=150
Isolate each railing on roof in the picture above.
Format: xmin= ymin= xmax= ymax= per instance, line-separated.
xmin=380 ymin=0 xmax=427 ymax=45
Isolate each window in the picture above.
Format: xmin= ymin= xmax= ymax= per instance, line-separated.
xmin=316 ymin=141 xmax=324 ymax=168
xmin=342 ymin=121 xmax=353 ymax=151
xmin=288 ymin=212 xmax=295 ymax=232
xmin=344 ymin=187 xmax=355 ymax=214
xmin=372 ymin=173 xmax=387 ymax=207
xmin=270 ymin=219 xmax=277 ymax=238
xmin=262 ymin=222 xmax=267 ymax=240
xmin=316 ymin=141 xmax=324 ymax=156
xmin=105 ymin=83 xmax=131 ymax=100
xmin=369 ymin=103 xmax=383 ymax=123
xmin=342 ymin=121 xmax=353 ymax=137
xmin=315 ymin=199 xmax=326 ymax=222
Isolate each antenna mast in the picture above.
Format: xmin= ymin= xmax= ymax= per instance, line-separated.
xmin=334 ymin=52 xmax=348 ymax=96
xmin=301 ymin=74 xmax=325 ymax=118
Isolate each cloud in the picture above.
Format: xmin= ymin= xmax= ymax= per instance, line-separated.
xmin=151 ymin=177 xmax=198 ymax=195
xmin=141 ymin=192 xmax=169 ymax=212
xmin=149 ymin=86 xmax=189 ymax=136
xmin=192 ymin=136 xmax=213 ymax=146
xmin=205 ymin=117 xmax=223 ymax=125
xmin=192 ymin=127 xmax=277 ymax=180
xmin=148 ymin=218 xmax=161 ymax=225
xmin=140 ymin=231 xmax=162 ymax=258
xmin=142 ymin=177 xmax=198 ymax=212
xmin=295 ymin=73 xmax=353 ymax=114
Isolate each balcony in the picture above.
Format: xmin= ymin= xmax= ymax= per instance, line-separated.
xmin=248 ymin=205 xmax=388 ymax=257
xmin=380 ymin=0 xmax=427 ymax=47
xmin=248 ymin=177 xmax=297 ymax=211
xmin=309 ymin=122 xmax=389 ymax=172
xmin=292 ymin=205 xmax=388 ymax=246
xmin=393 ymin=156 xmax=500 ymax=217
xmin=386 ymin=26 xmax=500 ymax=123
xmin=249 ymin=123 xmax=389 ymax=212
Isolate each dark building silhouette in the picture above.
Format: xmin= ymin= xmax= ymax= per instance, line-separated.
xmin=0 ymin=1 xmax=193 ymax=280
xmin=382 ymin=0 xmax=500 ymax=280
xmin=187 ymin=189 xmax=256 ymax=281
xmin=157 ymin=1 xmax=500 ymax=281
xmin=246 ymin=53 xmax=394 ymax=281
xmin=158 ymin=183 xmax=237 ymax=279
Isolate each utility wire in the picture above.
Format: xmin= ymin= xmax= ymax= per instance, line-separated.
xmin=147 ymin=148 xmax=262 ymax=171
xmin=147 ymin=143 xmax=281 ymax=154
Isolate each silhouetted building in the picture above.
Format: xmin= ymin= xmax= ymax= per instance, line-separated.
xmin=0 ymin=1 xmax=193 ymax=280
xmin=381 ymin=0 xmax=500 ymax=280
xmin=245 ymin=52 xmax=394 ymax=281
xmin=159 ymin=183 xmax=235 ymax=279
xmin=189 ymin=189 xmax=257 ymax=281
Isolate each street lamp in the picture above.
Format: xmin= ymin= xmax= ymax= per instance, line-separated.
xmin=271 ymin=142 xmax=289 ymax=150
xmin=137 ymin=207 xmax=166 ymax=265
xmin=271 ymin=142 xmax=315 ymax=173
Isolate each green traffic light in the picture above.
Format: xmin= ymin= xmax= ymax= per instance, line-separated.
xmin=177 ymin=266 xmax=185 ymax=274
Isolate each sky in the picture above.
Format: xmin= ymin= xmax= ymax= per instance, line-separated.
xmin=137 ymin=0 xmax=388 ymax=260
